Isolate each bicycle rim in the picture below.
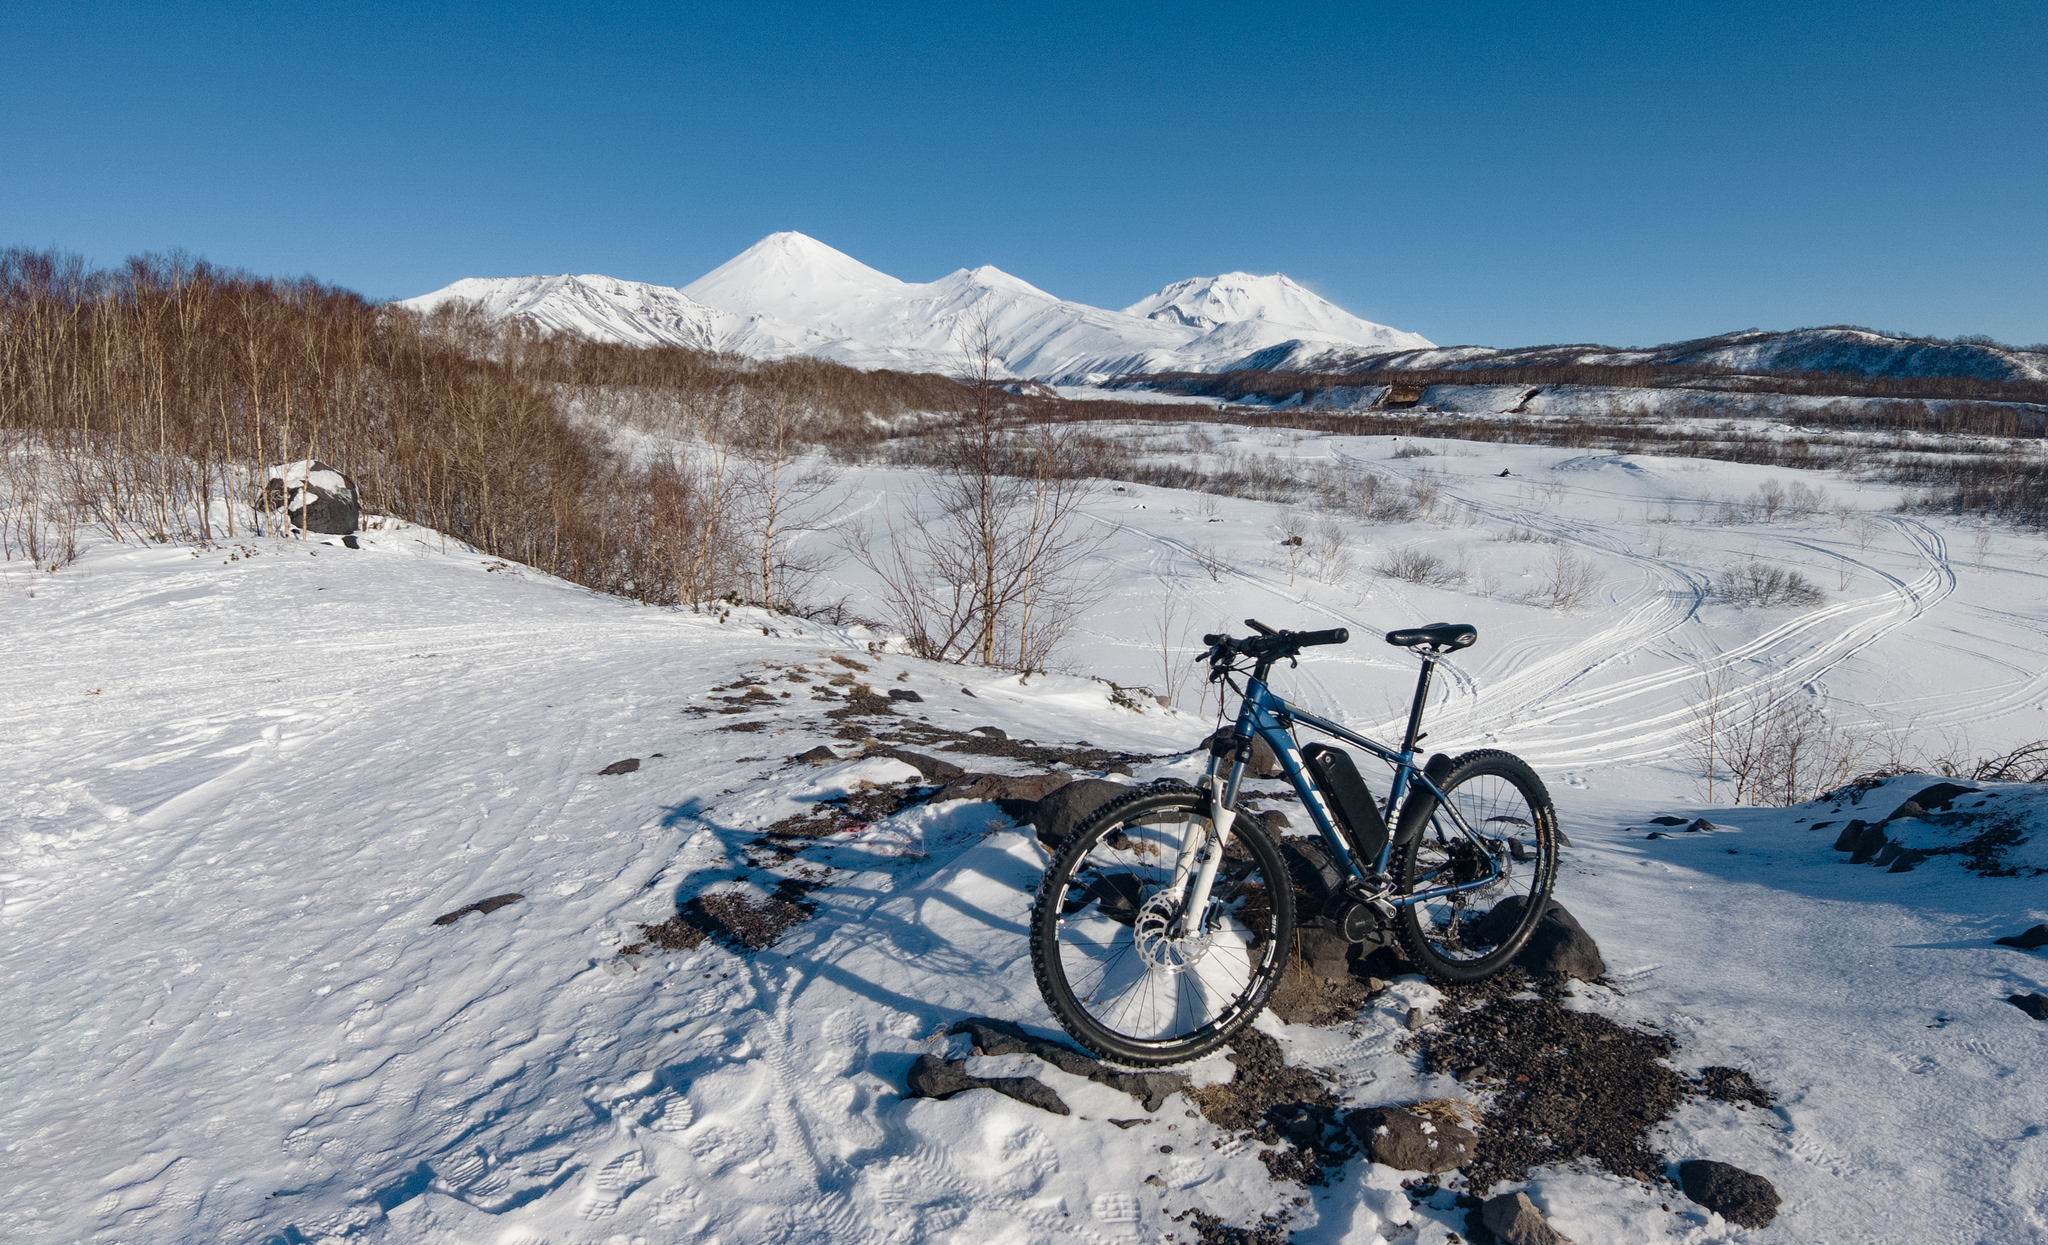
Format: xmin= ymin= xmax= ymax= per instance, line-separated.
xmin=1395 ymin=751 xmax=1559 ymax=983
xmin=1031 ymin=792 xmax=1292 ymax=1065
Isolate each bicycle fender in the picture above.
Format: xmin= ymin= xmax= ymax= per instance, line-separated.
xmin=1392 ymin=753 xmax=1456 ymax=846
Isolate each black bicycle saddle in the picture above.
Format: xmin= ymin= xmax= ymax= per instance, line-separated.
xmin=1384 ymin=622 xmax=1478 ymax=652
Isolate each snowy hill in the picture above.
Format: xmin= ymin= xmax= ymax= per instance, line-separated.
xmin=6 ymin=432 xmax=2048 ymax=1243
xmin=400 ymin=232 xmax=1433 ymax=382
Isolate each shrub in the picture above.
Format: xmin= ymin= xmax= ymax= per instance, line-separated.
xmin=1380 ymin=547 xmax=1462 ymax=586
xmin=1719 ymin=559 xmax=1825 ymax=607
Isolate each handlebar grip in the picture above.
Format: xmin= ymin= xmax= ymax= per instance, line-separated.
xmin=1202 ymin=633 xmax=1229 ymax=647
xmin=1296 ymin=627 xmax=1350 ymax=647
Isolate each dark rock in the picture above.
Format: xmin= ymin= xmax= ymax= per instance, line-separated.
xmin=1296 ymin=924 xmax=1355 ymax=980
xmin=1201 ymin=727 xmax=1283 ymax=778
xmin=1996 ymin=923 xmax=2048 ymax=950
xmin=1873 ymin=841 xmax=1903 ymax=867
xmin=904 ymin=1053 xmax=1070 ymax=1115
xmin=792 ymin=745 xmax=837 ymax=764
xmin=1886 ymin=800 xmax=1929 ymax=821
xmin=1832 ymin=819 xmax=1869 ymax=851
xmin=1027 ymin=778 xmax=1133 ymax=847
xmin=1848 ymin=822 xmax=1890 ymax=864
xmin=1687 ymin=818 xmax=1718 ymax=832
xmin=960 ymin=687 xmax=975 ymax=697
xmin=1648 ymin=816 xmax=1689 ymax=826
xmin=1645 ymin=832 xmax=1672 ymax=840
xmin=1899 ymin=781 xmax=1978 ymax=815
xmin=1345 ymin=1104 xmax=1477 ymax=1174
xmin=2009 ymin=993 xmax=2048 ymax=1021
xmin=932 ymin=771 xmax=1073 ymax=805
xmin=971 ymin=725 xmax=1006 ymax=739
xmin=255 ymin=459 xmax=360 ymax=535
xmin=433 ymin=893 xmax=524 ymax=926
xmin=1887 ymin=850 xmax=1930 ymax=872
xmin=888 ymin=688 xmax=924 ymax=703
xmin=598 ymin=758 xmax=641 ymax=776
xmin=949 ymin=1017 xmax=1185 ymax=1111
xmin=866 ymin=746 xmax=964 ymax=782
xmin=1473 ymin=896 xmax=1606 ymax=980
xmin=341 ymin=534 xmax=360 ymax=549
xmin=1480 ymin=1190 xmax=1575 ymax=1245
xmin=1677 ymin=1159 xmax=1780 ymax=1228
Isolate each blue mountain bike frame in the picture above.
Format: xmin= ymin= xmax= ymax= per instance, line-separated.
xmin=1204 ymin=660 xmax=1504 ymax=911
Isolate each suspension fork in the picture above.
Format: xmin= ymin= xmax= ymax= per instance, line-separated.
xmin=1169 ymin=748 xmax=1245 ymax=937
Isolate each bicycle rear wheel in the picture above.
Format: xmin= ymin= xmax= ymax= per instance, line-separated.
xmin=1392 ymin=750 xmax=1560 ymax=984
xmin=1030 ymin=789 xmax=1293 ymax=1066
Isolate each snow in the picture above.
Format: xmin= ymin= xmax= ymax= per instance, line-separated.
xmin=5 ymin=434 xmax=2048 ymax=1243
xmin=400 ymin=232 xmax=1433 ymax=382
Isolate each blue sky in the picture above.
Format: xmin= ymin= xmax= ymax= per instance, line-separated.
xmin=3 ymin=1 xmax=2042 ymax=348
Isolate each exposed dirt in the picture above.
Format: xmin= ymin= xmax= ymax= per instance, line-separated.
xmin=1165 ymin=1207 xmax=1293 ymax=1245
xmin=1265 ymin=960 xmax=1376 ymax=1027
xmin=1188 ymin=1028 xmax=1355 ymax=1185
xmin=617 ymin=913 xmax=707 ymax=956
xmin=685 ymin=880 xmax=820 ymax=951
xmin=1696 ymin=1065 xmax=1775 ymax=1108
xmin=1415 ymin=970 xmax=1770 ymax=1192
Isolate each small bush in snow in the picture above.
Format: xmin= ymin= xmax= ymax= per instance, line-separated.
xmin=1719 ymin=559 xmax=1825 ymax=607
xmin=1380 ymin=547 xmax=1462 ymax=586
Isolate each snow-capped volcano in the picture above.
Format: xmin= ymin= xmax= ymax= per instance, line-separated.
xmin=400 ymin=232 xmax=1432 ymax=382
xmin=1124 ymin=272 xmax=1431 ymax=353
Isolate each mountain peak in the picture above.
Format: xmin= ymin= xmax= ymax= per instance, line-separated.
xmin=1122 ymin=272 xmax=1431 ymax=350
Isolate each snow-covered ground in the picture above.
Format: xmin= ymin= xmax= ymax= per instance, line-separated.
xmin=4 ymin=433 xmax=2046 ymax=1243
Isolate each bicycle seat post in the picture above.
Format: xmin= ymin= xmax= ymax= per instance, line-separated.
xmin=1401 ymin=652 xmax=1439 ymax=756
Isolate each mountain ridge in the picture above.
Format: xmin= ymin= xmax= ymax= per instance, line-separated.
xmin=399 ymin=232 xmax=1433 ymax=382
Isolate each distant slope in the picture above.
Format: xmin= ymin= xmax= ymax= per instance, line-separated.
xmin=401 ymin=232 xmax=1433 ymax=382
xmin=1247 ymin=325 xmax=2048 ymax=384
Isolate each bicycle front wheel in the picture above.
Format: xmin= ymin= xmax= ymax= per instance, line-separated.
xmin=1030 ymin=789 xmax=1293 ymax=1066
xmin=1393 ymin=750 xmax=1560 ymax=984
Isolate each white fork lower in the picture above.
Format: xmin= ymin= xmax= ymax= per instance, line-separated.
xmin=1170 ymin=775 xmax=1236 ymax=939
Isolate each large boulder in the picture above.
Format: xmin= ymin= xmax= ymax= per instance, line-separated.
xmin=1480 ymin=1191 xmax=1575 ymax=1245
xmin=256 ymin=459 xmax=359 ymax=535
xmin=932 ymin=771 xmax=1073 ymax=806
xmin=1345 ymin=1103 xmax=1476 ymax=1174
xmin=1677 ymin=1159 xmax=1780 ymax=1228
xmin=1027 ymin=778 xmax=1133 ymax=847
xmin=1472 ymin=896 xmax=1606 ymax=981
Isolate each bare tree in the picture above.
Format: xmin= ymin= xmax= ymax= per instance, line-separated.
xmin=1147 ymin=585 xmax=1197 ymax=709
xmin=731 ymin=383 xmax=838 ymax=611
xmin=1534 ymin=544 xmax=1603 ymax=610
xmin=852 ymin=310 xmax=1106 ymax=669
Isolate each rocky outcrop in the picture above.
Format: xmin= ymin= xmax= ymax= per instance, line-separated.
xmin=1479 ymin=1191 xmax=1575 ymax=1245
xmin=1677 ymin=1159 xmax=1780 ymax=1228
xmin=1473 ymin=896 xmax=1606 ymax=980
xmin=1345 ymin=1102 xmax=1476 ymax=1174
xmin=905 ymin=1054 xmax=1069 ymax=1115
xmin=256 ymin=460 xmax=360 ymax=535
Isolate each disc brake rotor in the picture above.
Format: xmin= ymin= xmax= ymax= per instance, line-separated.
xmin=1132 ymin=891 xmax=1214 ymax=972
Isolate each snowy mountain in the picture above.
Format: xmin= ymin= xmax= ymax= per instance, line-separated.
xmin=400 ymin=232 xmax=1433 ymax=382
xmin=397 ymin=272 xmax=835 ymax=357
xmin=1244 ymin=325 xmax=2048 ymax=383
xmin=1123 ymin=272 xmax=1430 ymax=354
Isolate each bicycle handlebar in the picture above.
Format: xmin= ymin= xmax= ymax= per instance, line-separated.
xmin=1201 ymin=621 xmax=1350 ymax=663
